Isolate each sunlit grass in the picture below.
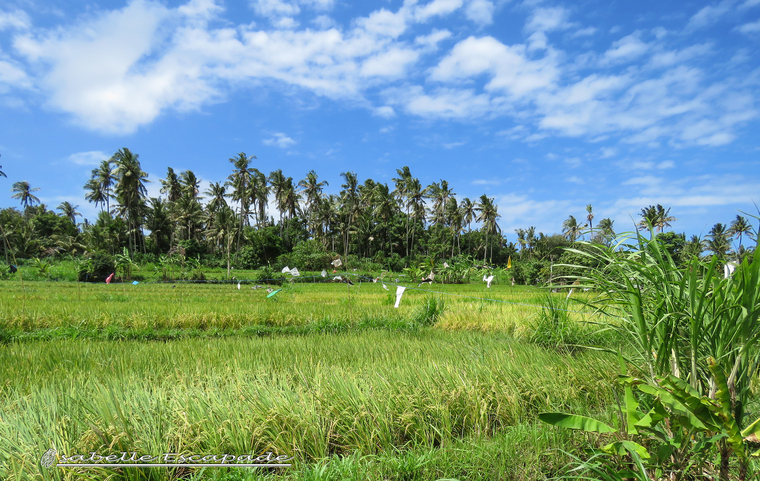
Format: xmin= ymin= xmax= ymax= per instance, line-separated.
xmin=0 ymin=279 xmax=600 ymax=333
xmin=0 ymin=332 xmax=617 ymax=481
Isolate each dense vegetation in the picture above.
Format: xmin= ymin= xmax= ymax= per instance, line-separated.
xmin=1 ymin=150 xmax=755 ymax=285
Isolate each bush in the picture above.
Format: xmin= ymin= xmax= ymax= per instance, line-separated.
xmin=77 ymin=251 xmax=115 ymax=282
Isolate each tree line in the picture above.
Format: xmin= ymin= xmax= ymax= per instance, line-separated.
xmin=0 ymin=151 xmax=756 ymax=283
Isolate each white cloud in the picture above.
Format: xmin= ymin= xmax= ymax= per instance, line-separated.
xmin=572 ymin=26 xmax=597 ymax=37
xmin=0 ymin=57 xmax=30 ymax=92
xmin=0 ymin=9 xmax=30 ymax=30
xmin=67 ymin=151 xmax=110 ymax=166
xmin=525 ymin=7 xmax=570 ymax=33
xmin=600 ymin=147 xmax=617 ymax=158
xmin=360 ymin=48 xmax=419 ymax=78
xmin=687 ymin=0 xmax=734 ymax=29
xmin=414 ymin=29 xmax=451 ymax=50
xmin=354 ymin=7 xmax=408 ymax=38
xmin=429 ymin=36 xmax=558 ymax=97
xmin=464 ymin=0 xmax=495 ymax=26
xmin=300 ymin=0 xmax=335 ymax=10
xmin=252 ymin=0 xmax=300 ymax=19
xmin=373 ymin=106 xmax=396 ymax=118
xmin=736 ymin=19 xmax=760 ymax=34
xmin=600 ymin=32 xmax=649 ymax=65
xmin=472 ymin=178 xmax=500 ymax=185
xmin=386 ymin=85 xmax=496 ymax=119
xmin=312 ymin=14 xmax=337 ymax=29
xmin=414 ymin=0 xmax=464 ymax=22
xmin=263 ymin=132 xmax=297 ymax=148
xmin=443 ymin=141 xmax=466 ymax=148
xmin=649 ymin=43 xmax=713 ymax=68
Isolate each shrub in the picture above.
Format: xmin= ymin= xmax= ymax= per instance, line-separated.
xmin=77 ymin=251 xmax=115 ymax=282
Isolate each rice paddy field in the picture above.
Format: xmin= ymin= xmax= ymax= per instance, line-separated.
xmin=0 ymin=276 xmax=620 ymax=481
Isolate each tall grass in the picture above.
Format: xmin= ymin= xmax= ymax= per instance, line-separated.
xmin=0 ymin=332 xmax=617 ymax=480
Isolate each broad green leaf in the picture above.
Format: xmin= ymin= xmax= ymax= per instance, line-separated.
xmin=635 ymin=401 xmax=667 ymax=429
xmin=740 ymin=416 xmax=760 ymax=438
xmin=707 ymin=358 xmax=746 ymax=460
xmin=602 ymin=440 xmax=650 ymax=459
xmin=538 ymin=413 xmax=616 ymax=433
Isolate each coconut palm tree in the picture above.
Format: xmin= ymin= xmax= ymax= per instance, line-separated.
xmin=298 ymin=170 xmax=328 ymax=214
xmin=729 ymin=215 xmax=751 ymax=250
xmin=57 ymin=201 xmax=81 ymax=225
xmin=205 ymin=182 xmax=228 ymax=214
xmin=638 ymin=204 xmax=675 ymax=237
xmin=227 ymin=153 xmax=256 ymax=229
xmin=339 ymin=171 xmax=359 ymax=259
xmin=407 ymin=177 xmax=426 ymax=256
xmin=112 ymin=148 xmax=149 ymax=253
xmin=0 ymin=163 xmax=6 ymax=178
xmin=586 ymin=204 xmax=594 ymax=240
xmin=11 ymin=181 xmax=40 ymax=208
xmin=160 ymin=167 xmax=182 ymax=204
xmin=597 ymin=218 xmax=615 ymax=245
xmin=446 ymin=197 xmax=463 ymax=256
xmin=252 ymin=170 xmax=269 ymax=227
xmin=268 ymin=169 xmax=287 ymax=227
xmin=373 ymin=183 xmax=396 ymax=255
xmin=392 ymin=166 xmax=412 ymax=256
xmin=475 ymin=194 xmax=501 ymax=264
xmin=281 ymin=177 xmax=300 ymax=220
xmin=179 ymin=170 xmax=201 ymax=201
xmin=95 ymin=160 xmax=116 ymax=214
xmin=84 ymin=178 xmax=108 ymax=212
xmin=707 ymin=223 xmax=731 ymax=261
xmin=145 ymin=197 xmax=171 ymax=254
xmin=460 ymin=197 xmax=475 ymax=232
xmin=562 ymin=215 xmax=585 ymax=243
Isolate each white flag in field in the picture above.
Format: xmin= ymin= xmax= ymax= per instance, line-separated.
xmin=332 ymin=258 xmax=342 ymax=267
xmin=290 ymin=267 xmax=300 ymax=277
xmin=485 ymin=276 xmax=494 ymax=288
xmin=382 ymin=283 xmax=389 ymax=291
xmin=321 ymin=270 xmax=327 ymax=278
xmin=237 ymin=282 xmax=241 ymax=290
xmin=394 ymin=286 xmax=406 ymax=308
xmin=281 ymin=266 xmax=290 ymax=274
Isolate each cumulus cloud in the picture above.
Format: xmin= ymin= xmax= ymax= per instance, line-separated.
xmin=429 ymin=36 xmax=559 ymax=96
xmin=0 ymin=9 xmax=30 ymax=30
xmin=464 ymin=0 xmax=495 ymax=26
xmin=2 ymin=0 xmax=756 ymax=150
xmin=263 ymin=132 xmax=297 ymax=148
xmin=67 ymin=151 xmax=111 ymax=166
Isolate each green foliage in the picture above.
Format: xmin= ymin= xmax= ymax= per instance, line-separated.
xmin=278 ymin=239 xmax=331 ymax=271
xmin=412 ymin=296 xmax=445 ymax=326
xmin=550 ymin=225 xmax=760 ymax=481
xmin=237 ymin=226 xmax=284 ymax=269
xmin=527 ymin=294 xmax=591 ymax=351
xmin=511 ymin=258 xmax=547 ymax=285
xmin=77 ymin=251 xmax=115 ymax=282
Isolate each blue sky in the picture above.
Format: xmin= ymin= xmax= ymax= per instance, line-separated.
xmin=0 ymin=0 xmax=759 ymax=242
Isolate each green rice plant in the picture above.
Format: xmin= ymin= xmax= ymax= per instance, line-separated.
xmin=0 ymin=332 xmax=618 ymax=481
xmin=412 ymin=296 xmax=445 ymax=326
